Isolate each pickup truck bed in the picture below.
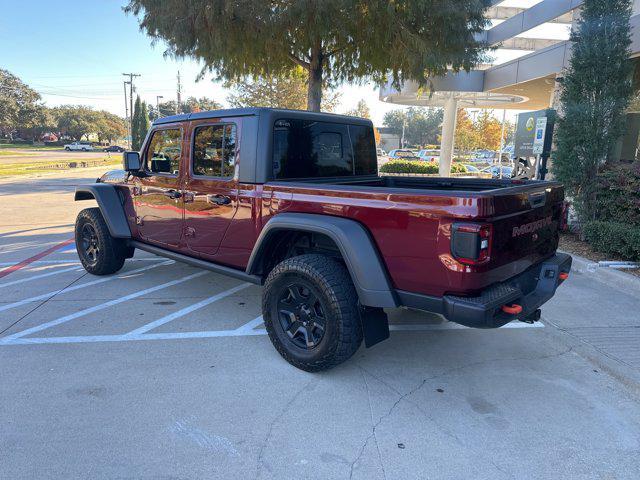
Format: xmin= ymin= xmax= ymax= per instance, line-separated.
xmin=74 ymin=107 xmax=571 ymax=371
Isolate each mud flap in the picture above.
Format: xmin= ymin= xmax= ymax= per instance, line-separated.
xmin=360 ymin=306 xmax=390 ymax=348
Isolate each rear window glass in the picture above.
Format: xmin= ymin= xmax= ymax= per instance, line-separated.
xmin=192 ymin=124 xmax=237 ymax=177
xmin=273 ymin=119 xmax=377 ymax=179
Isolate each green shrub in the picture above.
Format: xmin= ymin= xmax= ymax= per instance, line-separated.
xmin=583 ymin=221 xmax=640 ymax=261
xmin=380 ymin=160 xmax=467 ymax=175
xmin=593 ymin=163 xmax=640 ymax=225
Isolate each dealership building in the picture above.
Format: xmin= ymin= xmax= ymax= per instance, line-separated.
xmin=380 ymin=0 xmax=640 ymax=175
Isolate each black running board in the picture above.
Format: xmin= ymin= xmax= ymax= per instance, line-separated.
xmin=129 ymin=240 xmax=263 ymax=285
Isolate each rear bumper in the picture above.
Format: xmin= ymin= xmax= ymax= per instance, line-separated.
xmin=396 ymin=253 xmax=572 ymax=328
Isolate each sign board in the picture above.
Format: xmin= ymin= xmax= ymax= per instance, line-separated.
xmin=532 ymin=117 xmax=547 ymax=154
xmin=514 ymin=109 xmax=556 ymax=158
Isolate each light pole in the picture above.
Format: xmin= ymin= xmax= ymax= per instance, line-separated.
xmin=156 ymin=95 xmax=164 ymax=118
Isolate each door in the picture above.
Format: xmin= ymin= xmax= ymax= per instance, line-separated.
xmin=133 ymin=127 xmax=184 ymax=248
xmin=183 ymin=121 xmax=239 ymax=258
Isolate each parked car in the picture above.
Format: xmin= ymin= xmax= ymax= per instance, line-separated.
xmin=74 ymin=108 xmax=571 ymax=371
xmin=482 ymin=165 xmax=514 ymax=178
xmin=103 ymin=145 xmax=125 ymax=152
xmin=64 ymin=142 xmax=94 ymax=151
xmin=376 ymin=147 xmax=387 ymax=157
xmin=471 ymin=150 xmax=496 ymax=163
xmin=387 ymin=149 xmax=419 ymax=160
xmin=417 ymin=149 xmax=440 ymax=162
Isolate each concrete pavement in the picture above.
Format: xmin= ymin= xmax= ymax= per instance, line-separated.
xmin=1 ymin=168 xmax=639 ymax=479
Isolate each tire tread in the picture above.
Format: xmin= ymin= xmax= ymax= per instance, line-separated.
xmin=262 ymin=254 xmax=362 ymax=371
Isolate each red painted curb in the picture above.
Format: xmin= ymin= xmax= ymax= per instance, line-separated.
xmin=0 ymin=238 xmax=75 ymax=279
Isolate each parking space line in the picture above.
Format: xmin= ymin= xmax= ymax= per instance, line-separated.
xmin=0 ymin=260 xmax=174 ymax=314
xmin=389 ymin=322 xmax=544 ymax=331
xmin=125 ymin=282 xmax=252 ymax=336
xmin=0 ymin=238 xmax=75 ymax=279
xmin=0 ymin=258 xmax=166 ymax=267
xmin=234 ymin=315 xmax=265 ymax=332
xmin=0 ymin=266 xmax=82 ymax=289
xmin=0 ymin=320 xmax=543 ymax=346
xmin=0 ymin=270 xmax=208 ymax=343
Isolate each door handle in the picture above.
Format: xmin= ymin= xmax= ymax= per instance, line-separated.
xmin=208 ymin=194 xmax=231 ymax=205
xmin=164 ymin=189 xmax=182 ymax=199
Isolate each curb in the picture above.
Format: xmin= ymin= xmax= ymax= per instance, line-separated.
xmin=560 ymin=249 xmax=640 ymax=292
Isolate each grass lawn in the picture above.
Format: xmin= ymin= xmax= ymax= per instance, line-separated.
xmin=0 ymin=143 xmax=62 ymax=150
xmin=0 ymin=150 xmax=32 ymax=157
xmin=0 ymin=157 xmax=121 ymax=177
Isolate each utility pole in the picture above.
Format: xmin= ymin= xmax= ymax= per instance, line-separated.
xmin=156 ymin=95 xmax=164 ymax=117
xmin=122 ymin=73 xmax=141 ymax=149
xmin=123 ymin=81 xmax=130 ymax=148
xmin=176 ymin=70 xmax=182 ymax=114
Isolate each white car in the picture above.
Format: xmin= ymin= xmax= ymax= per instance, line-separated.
xmin=64 ymin=142 xmax=94 ymax=151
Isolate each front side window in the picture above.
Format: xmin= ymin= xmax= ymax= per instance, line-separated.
xmin=192 ymin=124 xmax=237 ymax=177
xmin=147 ymin=129 xmax=182 ymax=175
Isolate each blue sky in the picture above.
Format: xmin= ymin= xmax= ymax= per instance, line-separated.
xmin=0 ymin=0 xmax=390 ymax=121
xmin=0 ymin=0 xmax=567 ymax=124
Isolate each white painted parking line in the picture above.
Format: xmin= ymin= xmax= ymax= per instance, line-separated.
xmin=0 ymin=266 xmax=82 ymax=289
xmin=125 ymin=282 xmax=252 ymax=336
xmin=0 ymin=328 xmax=269 ymax=345
xmin=0 ymin=260 xmax=174 ymax=313
xmin=234 ymin=315 xmax=265 ymax=332
xmin=0 ymin=269 xmax=207 ymax=343
xmin=389 ymin=321 xmax=544 ymax=331
xmin=0 ymin=258 xmax=165 ymax=267
xmin=0 ymin=319 xmax=542 ymax=346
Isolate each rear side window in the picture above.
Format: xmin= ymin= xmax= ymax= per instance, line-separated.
xmin=192 ymin=124 xmax=237 ymax=177
xmin=147 ymin=129 xmax=182 ymax=175
xmin=273 ymin=119 xmax=377 ymax=179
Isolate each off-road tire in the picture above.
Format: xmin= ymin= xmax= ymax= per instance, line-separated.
xmin=262 ymin=254 xmax=363 ymax=372
xmin=75 ymin=207 xmax=127 ymax=275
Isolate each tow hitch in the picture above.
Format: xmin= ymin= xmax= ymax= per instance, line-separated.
xmin=519 ymin=308 xmax=541 ymax=324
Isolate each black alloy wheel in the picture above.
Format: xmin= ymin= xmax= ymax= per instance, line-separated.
xmin=277 ymin=281 xmax=327 ymax=349
xmin=80 ymin=223 xmax=100 ymax=266
xmin=262 ymin=254 xmax=363 ymax=371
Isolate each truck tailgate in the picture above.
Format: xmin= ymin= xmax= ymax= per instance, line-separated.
xmin=489 ymin=183 xmax=564 ymax=270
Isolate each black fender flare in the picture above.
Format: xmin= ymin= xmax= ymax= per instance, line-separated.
xmin=246 ymin=213 xmax=398 ymax=308
xmin=74 ymin=184 xmax=131 ymax=238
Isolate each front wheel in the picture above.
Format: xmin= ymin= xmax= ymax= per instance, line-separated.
xmin=262 ymin=254 xmax=363 ymax=372
xmin=75 ymin=208 xmax=127 ymax=275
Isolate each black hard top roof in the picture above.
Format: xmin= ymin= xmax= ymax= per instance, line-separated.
xmin=152 ymin=107 xmax=372 ymax=126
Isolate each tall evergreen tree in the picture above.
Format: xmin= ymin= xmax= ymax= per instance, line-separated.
xmin=553 ymin=0 xmax=633 ymax=222
xmin=125 ymin=0 xmax=489 ymax=111
xmin=131 ymin=96 xmax=150 ymax=151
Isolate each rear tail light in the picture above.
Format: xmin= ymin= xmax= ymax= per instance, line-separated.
xmin=451 ymin=223 xmax=493 ymax=265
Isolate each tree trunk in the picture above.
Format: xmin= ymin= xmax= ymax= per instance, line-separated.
xmin=307 ymin=48 xmax=323 ymax=112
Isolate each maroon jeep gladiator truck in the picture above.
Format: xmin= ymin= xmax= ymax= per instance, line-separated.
xmin=74 ymin=108 xmax=571 ymax=371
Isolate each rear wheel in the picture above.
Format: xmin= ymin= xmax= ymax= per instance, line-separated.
xmin=75 ymin=208 xmax=127 ymax=275
xmin=262 ymin=254 xmax=363 ymax=371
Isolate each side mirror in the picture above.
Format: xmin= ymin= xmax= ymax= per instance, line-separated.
xmin=123 ymin=151 xmax=141 ymax=172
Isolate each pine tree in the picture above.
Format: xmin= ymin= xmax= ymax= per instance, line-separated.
xmin=553 ymin=0 xmax=633 ymax=223
xmin=131 ymin=96 xmax=150 ymax=151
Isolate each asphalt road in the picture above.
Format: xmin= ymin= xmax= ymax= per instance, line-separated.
xmin=1 ymin=168 xmax=640 ymax=480
xmin=0 ymin=148 xmax=115 ymax=165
